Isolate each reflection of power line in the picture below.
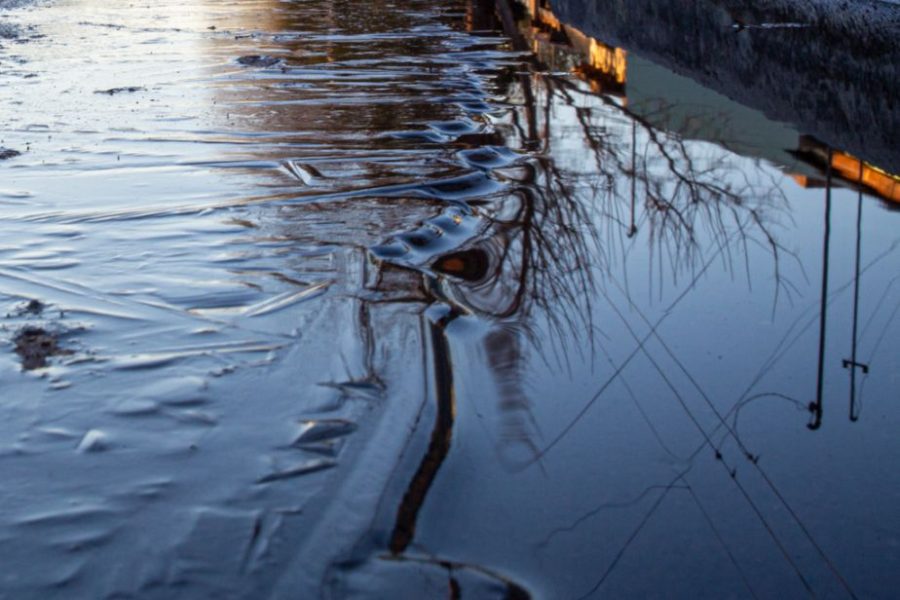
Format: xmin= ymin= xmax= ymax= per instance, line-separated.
xmin=526 ymin=237 xmax=732 ymax=463
xmin=843 ymin=162 xmax=869 ymax=422
xmin=684 ymin=479 xmax=761 ymax=600
xmin=600 ymin=267 xmax=860 ymax=598
xmin=731 ymin=235 xmax=900 ymax=416
xmin=573 ymin=478 xmax=684 ymax=600
xmin=598 ymin=284 xmax=817 ymax=597
xmin=518 ymin=213 xmax=817 ymax=592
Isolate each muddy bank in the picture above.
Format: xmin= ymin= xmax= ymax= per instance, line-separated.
xmin=547 ymin=0 xmax=900 ymax=173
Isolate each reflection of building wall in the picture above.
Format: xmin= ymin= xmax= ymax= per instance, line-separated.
xmin=570 ymin=30 xmax=626 ymax=92
xmin=544 ymin=0 xmax=900 ymax=175
xmin=836 ymin=159 xmax=899 ymax=205
xmin=510 ymin=0 xmax=900 ymax=206
xmin=516 ymin=0 xmax=626 ymax=95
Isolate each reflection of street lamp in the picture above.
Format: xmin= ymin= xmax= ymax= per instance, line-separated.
xmin=808 ymin=149 xmax=832 ymax=430
xmin=843 ymin=161 xmax=870 ymax=422
xmin=809 ymin=150 xmax=874 ymax=429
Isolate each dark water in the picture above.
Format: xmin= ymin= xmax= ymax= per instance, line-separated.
xmin=0 ymin=0 xmax=898 ymax=597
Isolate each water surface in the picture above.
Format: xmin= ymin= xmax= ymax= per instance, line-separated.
xmin=0 ymin=0 xmax=898 ymax=597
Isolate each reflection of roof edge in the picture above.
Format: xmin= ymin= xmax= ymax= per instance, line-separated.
xmin=791 ymin=136 xmax=900 ymax=205
xmin=520 ymin=0 xmax=627 ymax=96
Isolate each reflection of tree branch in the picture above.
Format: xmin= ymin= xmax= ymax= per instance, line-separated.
xmin=540 ymin=73 xmax=800 ymax=311
xmin=427 ymin=58 xmax=803 ymax=468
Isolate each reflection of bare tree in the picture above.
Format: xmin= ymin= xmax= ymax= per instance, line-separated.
xmin=444 ymin=72 xmax=799 ymax=325
xmin=553 ymin=75 xmax=798 ymax=304
xmin=411 ymin=40 xmax=802 ymax=470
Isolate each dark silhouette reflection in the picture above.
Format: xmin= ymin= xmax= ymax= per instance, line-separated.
xmin=351 ymin=16 xmax=824 ymax=581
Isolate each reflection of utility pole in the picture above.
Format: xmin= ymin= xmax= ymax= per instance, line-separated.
xmin=842 ymin=161 xmax=870 ymax=422
xmin=389 ymin=277 xmax=458 ymax=555
xmin=809 ymin=149 xmax=833 ymax=430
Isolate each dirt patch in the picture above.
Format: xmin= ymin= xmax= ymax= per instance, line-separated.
xmin=0 ymin=147 xmax=21 ymax=160
xmin=14 ymin=326 xmax=71 ymax=370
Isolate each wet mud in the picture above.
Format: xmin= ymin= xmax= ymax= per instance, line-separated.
xmin=0 ymin=0 xmax=898 ymax=597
